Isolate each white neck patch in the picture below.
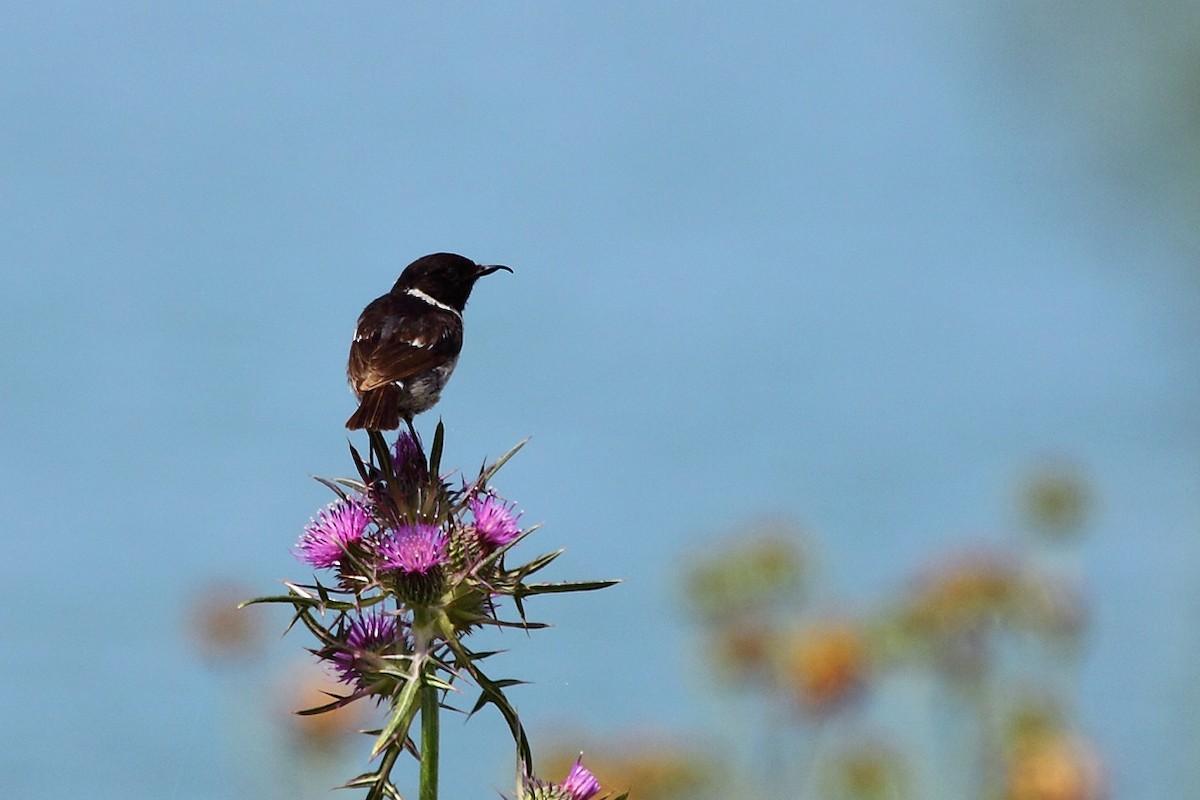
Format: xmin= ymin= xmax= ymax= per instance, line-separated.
xmin=405 ymin=287 xmax=460 ymax=316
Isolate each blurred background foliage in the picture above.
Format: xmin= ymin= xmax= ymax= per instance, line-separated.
xmin=536 ymin=466 xmax=1099 ymax=799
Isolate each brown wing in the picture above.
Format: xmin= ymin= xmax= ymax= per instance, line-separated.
xmin=347 ymin=293 xmax=463 ymax=395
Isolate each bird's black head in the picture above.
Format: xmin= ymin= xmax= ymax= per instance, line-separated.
xmin=391 ymin=252 xmax=512 ymax=311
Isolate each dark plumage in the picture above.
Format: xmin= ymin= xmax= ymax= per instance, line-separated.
xmin=346 ymin=253 xmax=511 ymax=431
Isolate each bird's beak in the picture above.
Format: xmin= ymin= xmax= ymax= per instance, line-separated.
xmin=477 ymin=264 xmax=513 ymax=277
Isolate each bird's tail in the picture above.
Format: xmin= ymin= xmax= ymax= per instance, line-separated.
xmin=345 ymin=385 xmax=402 ymax=431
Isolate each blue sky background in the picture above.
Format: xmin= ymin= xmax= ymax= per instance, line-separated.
xmin=2 ymin=4 xmax=1198 ymax=799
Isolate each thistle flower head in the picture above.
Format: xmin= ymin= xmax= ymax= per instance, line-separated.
xmin=379 ymin=522 xmax=449 ymax=575
xmin=519 ymin=757 xmax=603 ymax=800
xmin=470 ymin=491 xmax=522 ymax=550
xmin=295 ymin=498 xmax=372 ymax=569
xmin=393 ymin=431 xmax=421 ymax=466
xmin=560 ymin=759 xmax=603 ymax=800
xmin=328 ymin=611 xmax=402 ymax=690
xmin=392 ymin=431 xmax=430 ymax=483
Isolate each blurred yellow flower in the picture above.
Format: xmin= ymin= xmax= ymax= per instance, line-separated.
xmin=1006 ymin=736 xmax=1106 ymax=800
xmin=779 ymin=620 xmax=868 ymax=714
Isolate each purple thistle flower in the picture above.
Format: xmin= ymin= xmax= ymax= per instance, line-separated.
xmin=379 ymin=522 xmax=449 ymax=575
xmin=470 ymin=491 xmax=522 ymax=549
xmin=519 ymin=757 xmax=604 ymax=800
xmin=329 ymin=611 xmax=400 ymax=689
xmin=560 ymin=758 xmax=602 ymax=800
xmin=392 ymin=431 xmax=430 ymax=484
xmin=393 ymin=431 xmax=422 ymax=468
xmin=295 ymin=498 xmax=371 ymax=569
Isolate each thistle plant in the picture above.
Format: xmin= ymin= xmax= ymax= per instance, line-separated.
xmin=246 ymin=425 xmax=624 ymax=800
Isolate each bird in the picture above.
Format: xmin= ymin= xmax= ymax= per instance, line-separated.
xmin=345 ymin=252 xmax=512 ymax=432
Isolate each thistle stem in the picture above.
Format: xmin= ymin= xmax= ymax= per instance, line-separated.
xmin=419 ymin=663 xmax=440 ymax=800
xmin=413 ymin=607 xmax=440 ymax=800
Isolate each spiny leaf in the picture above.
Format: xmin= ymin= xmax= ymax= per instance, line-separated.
xmin=240 ymin=593 xmax=359 ymax=614
xmin=296 ymin=609 xmax=345 ymax=647
xmin=315 ymin=581 xmax=334 ymax=604
xmin=294 ymin=681 xmax=385 ymax=715
xmin=456 ymin=648 xmax=504 ymax=661
xmin=470 ymin=670 xmax=532 ymax=768
xmin=284 ymin=580 xmax=319 ymax=598
xmin=422 ymin=673 xmax=456 ymax=693
xmin=472 ymin=616 xmax=550 ymax=631
xmin=429 ymin=419 xmax=446 ymax=478
xmin=312 ymin=475 xmax=349 ymax=501
xmin=371 ymin=673 xmax=423 ymax=757
xmin=280 ymin=606 xmax=305 ymax=636
xmin=472 ymin=524 xmax=544 ymax=572
xmin=349 ymin=439 xmax=374 ymax=485
xmin=444 ymin=637 xmax=532 ymax=767
xmin=512 ymin=549 xmax=564 ymax=579
xmin=341 ymin=772 xmax=384 ymax=789
xmin=515 ymin=579 xmax=622 ymax=596
xmin=335 ymin=477 xmax=369 ymax=494
xmin=238 ymin=594 xmax=305 ymax=609
xmin=341 ymin=762 xmax=406 ymax=800
xmin=477 ymin=437 xmax=530 ymax=487
xmin=368 ymin=429 xmax=397 ymax=479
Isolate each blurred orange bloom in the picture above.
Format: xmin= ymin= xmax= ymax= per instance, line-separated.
xmin=779 ymin=620 xmax=868 ymax=714
xmin=1007 ymin=736 xmax=1106 ymax=800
